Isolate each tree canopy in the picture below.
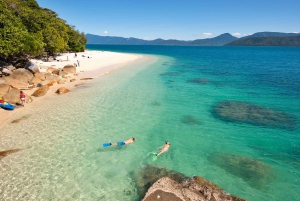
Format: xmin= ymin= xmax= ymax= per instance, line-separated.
xmin=0 ymin=0 xmax=87 ymax=63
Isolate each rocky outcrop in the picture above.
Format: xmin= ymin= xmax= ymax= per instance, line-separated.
xmin=212 ymin=100 xmax=297 ymax=130
xmin=30 ymin=77 xmax=42 ymax=84
xmin=60 ymin=65 xmax=76 ymax=75
xmin=0 ymin=84 xmax=10 ymax=97
xmin=142 ymin=177 xmax=246 ymax=201
xmin=3 ymin=88 xmax=32 ymax=104
xmin=34 ymin=72 xmax=46 ymax=81
xmin=46 ymin=67 xmax=59 ymax=75
xmin=56 ymin=87 xmax=69 ymax=94
xmin=208 ymin=153 xmax=275 ymax=189
xmin=57 ymin=79 xmax=67 ymax=84
xmin=70 ymin=78 xmax=76 ymax=82
xmin=11 ymin=68 xmax=33 ymax=83
xmin=133 ymin=165 xmax=245 ymax=201
xmin=6 ymin=79 xmax=28 ymax=89
xmin=31 ymin=85 xmax=49 ymax=97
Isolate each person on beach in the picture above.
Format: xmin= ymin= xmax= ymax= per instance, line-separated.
xmin=77 ymin=60 xmax=80 ymax=67
xmin=20 ymin=91 xmax=25 ymax=106
xmin=110 ymin=137 xmax=136 ymax=146
xmin=156 ymin=141 xmax=171 ymax=156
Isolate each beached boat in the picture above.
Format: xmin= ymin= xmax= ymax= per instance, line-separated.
xmin=0 ymin=102 xmax=15 ymax=110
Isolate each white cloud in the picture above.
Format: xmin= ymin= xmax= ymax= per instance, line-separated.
xmin=232 ymin=32 xmax=241 ymax=37
xmin=103 ymin=31 xmax=108 ymax=34
xmin=202 ymin=33 xmax=213 ymax=38
xmin=293 ymin=32 xmax=298 ymax=33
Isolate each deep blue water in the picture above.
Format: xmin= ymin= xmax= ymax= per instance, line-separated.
xmin=82 ymin=45 xmax=300 ymax=201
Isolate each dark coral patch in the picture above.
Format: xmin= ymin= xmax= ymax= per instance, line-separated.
xmin=212 ymin=100 xmax=297 ymax=130
xmin=208 ymin=152 xmax=275 ymax=189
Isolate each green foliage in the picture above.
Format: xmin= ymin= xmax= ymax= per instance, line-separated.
xmin=0 ymin=0 xmax=86 ymax=62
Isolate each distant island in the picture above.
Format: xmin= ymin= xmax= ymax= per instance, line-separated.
xmin=86 ymin=32 xmax=300 ymax=46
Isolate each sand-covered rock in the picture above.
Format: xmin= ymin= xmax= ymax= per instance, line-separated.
xmin=46 ymin=67 xmax=59 ymax=75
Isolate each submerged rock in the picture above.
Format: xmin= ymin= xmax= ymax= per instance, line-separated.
xmin=181 ymin=115 xmax=201 ymax=125
xmin=212 ymin=100 xmax=297 ymax=130
xmin=11 ymin=114 xmax=31 ymax=123
xmin=0 ymin=149 xmax=21 ymax=160
xmin=189 ymin=78 xmax=210 ymax=84
xmin=208 ymin=152 xmax=275 ymax=189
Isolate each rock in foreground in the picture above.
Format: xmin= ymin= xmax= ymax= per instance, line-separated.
xmin=142 ymin=177 xmax=246 ymax=201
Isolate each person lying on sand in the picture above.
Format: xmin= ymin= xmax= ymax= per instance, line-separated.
xmin=156 ymin=141 xmax=171 ymax=156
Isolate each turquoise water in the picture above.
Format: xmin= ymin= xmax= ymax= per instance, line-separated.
xmin=0 ymin=46 xmax=300 ymax=200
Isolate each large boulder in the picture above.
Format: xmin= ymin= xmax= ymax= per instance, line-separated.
xmin=11 ymin=68 xmax=33 ymax=83
xmin=142 ymin=177 xmax=246 ymax=201
xmin=31 ymin=85 xmax=49 ymax=97
xmin=0 ymin=84 xmax=10 ymax=97
xmin=3 ymin=88 xmax=32 ymax=104
xmin=56 ymin=87 xmax=69 ymax=94
xmin=30 ymin=77 xmax=42 ymax=84
xmin=60 ymin=65 xmax=76 ymax=75
xmin=6 ymin=79 xmax=28 ymax=89
xmin=57 ymin=79 xmax=68 ymax=84
xmin=46 ymin=67 xmax=59 ymax=75
xmin=34 ymin=72 xmax=46 ymax=81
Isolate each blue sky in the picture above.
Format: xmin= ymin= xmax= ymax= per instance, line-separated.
xmin=36 ymin=0 xmax=299 ymax=40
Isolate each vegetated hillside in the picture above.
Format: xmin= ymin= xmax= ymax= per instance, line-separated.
xmin=225 ymin=36 xmax=300 ymax=46
xmin=242 ymin=32 xmax=299 ymax=38
xmin=0 ymin=0 xmax=86 ymax=65
xmin=85 ymin=33 xmax=238 ymax=46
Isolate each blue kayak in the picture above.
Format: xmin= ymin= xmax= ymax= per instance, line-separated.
xmin=0 ymin=102 xmax=15 ymax=110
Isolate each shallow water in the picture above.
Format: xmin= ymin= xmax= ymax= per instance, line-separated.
xmin=1 ymin=46 xmax=300 ymax=201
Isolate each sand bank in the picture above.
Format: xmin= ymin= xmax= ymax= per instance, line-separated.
xmin=0 ymin=50 xmax=143 ymax=129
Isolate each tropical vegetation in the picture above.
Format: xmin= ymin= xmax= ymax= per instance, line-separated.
xmin=0 ymin=0 xmax=86 ymax=66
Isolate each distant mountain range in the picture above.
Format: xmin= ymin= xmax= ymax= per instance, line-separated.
xmin=86 ymin=32 xmax=300 ymax=46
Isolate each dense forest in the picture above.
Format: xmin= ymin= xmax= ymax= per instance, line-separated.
xmin=0 ymin=0 xmax=86 ymax=66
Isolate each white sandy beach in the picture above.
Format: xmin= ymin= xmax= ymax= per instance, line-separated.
xmin=0 ymin=50 xmax=143 ymax=128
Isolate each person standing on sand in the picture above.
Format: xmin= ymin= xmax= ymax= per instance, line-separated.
xmin=20 ymin=91 xmax=25 ymax=106
xmin=156 ymin=141 xmax=171 ymax=156
xmin=77 ymin=60 xmax=80 ymax=67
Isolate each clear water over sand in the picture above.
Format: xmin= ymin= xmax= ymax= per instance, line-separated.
xmin=1 ymin=46 xmax=300 ymax=200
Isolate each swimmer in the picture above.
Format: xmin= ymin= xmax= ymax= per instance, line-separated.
xmin=156 ymin=141 xmax=171 ymax=156
xmin=110 ymin=137 xmax=136 ymax=146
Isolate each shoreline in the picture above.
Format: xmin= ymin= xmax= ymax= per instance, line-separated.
xmin=0 ymin=50 xmax=145 ymax=130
